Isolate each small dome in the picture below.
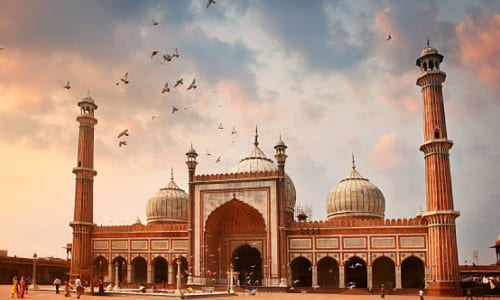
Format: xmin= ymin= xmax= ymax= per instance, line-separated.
xmin=420 ymin=46 xmax=439 ymax=57
xmin=146 ymin=171 xmax=188 ymax=223
xmin=230 ymin=131 xmax=296 ymax=213
xmin=416 ymin=43 xmax=443 ymax=67
xmin=326 ymin=164 xmax=385 ymax=220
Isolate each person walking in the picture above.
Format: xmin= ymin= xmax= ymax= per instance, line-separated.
xmin=11 ymin=276 xmax=19 ymax=298
xmin=18 ymin=277 xmax=26 ymax=298
xmin=380 ymin=283 xmax=385 ymax=298
xmin=419 ymin=289 xmax=424 ymax=300
xmin=54 ymin=277 xmax=62 ymax=294
xmin=465 ymin=287 xmax=473 ymax=300
xmin=64 ymin=280 xmax=71 ymax=297
xmin=75 ymin=275 xmax=83 ymax=299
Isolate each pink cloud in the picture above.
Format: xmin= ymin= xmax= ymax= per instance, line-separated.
xmin=367 ymin=133 xmax=411 ymax=170
xmin=456 ymin=13 xmax=500 ymax=91
xmin=379 ymin=72 xmax=420 ymax=119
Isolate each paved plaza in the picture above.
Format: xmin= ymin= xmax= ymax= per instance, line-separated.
xmin=0 ymin=285 xmax=472 ymax=300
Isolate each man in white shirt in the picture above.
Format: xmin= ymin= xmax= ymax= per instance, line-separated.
xmin=75 ymin=275 xmax=83 ymax=299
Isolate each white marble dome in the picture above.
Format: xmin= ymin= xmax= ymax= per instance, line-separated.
xmin=326 ymin=164 xmax=385 ymax=220
xmin=146 ymin=172 xmax=188 ymax=223
xmin=230 ymin=134 xmax=296 ymax=213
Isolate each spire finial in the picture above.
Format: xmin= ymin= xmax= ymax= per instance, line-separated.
xmin=352 ymin=152 xmax=356 ymax=170
xmin=254 ymin=125 xmax=259 ymax=147
xmin=87 ymin=89 xmax=90 ymax=97
xmin=171 ymin=167 xmax=174 ymax=181
xmin=427 ymin=37 xmax=430 ymax=47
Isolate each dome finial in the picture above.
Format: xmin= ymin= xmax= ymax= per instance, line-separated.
xmin=171 ymin=167 xmax=174 ymax=181
xmin=426 ymin=37 xmax=430 ymax=47
xmin=352 ymin=152 xmax=356 ymax=170
xmin=254 ymin=125 xmax=259 ymax=147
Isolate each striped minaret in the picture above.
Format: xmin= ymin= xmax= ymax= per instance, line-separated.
xmin=416 ymin=43 xmax=460 ymax=295
xmin=70 ymin=94 xmax=98 ymax=281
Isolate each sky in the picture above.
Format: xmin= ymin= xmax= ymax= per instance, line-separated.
xmin=0 ymin=0 xmax=499 ymax=265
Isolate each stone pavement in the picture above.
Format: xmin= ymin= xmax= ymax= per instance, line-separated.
xmin=0 ymin=285 xmax=470 ymax=300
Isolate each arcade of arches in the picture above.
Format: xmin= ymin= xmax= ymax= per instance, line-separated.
xmin=204 ymin=199 xmax=266 ymax=284
xmin=288 ymin=255 xmax=424 ymax=289
xmin=92 ymin=256 xmax=187 ymax=285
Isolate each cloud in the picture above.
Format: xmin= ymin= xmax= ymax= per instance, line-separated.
xmin=379 ymin=71 xmax=421 ymax=119
xmin=367 ymin=133 xmax=413 ymax=170
xmin=456 ymin=12 xmax=500 ymax=93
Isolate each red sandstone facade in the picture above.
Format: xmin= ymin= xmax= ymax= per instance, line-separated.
xmin=69 ymin=45 xmax=460 ymax=294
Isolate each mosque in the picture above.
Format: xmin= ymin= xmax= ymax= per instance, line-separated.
xmin=68 ymin=45 xmax=460 ymax=295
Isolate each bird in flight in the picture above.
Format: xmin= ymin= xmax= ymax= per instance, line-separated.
xmin=174 ymin=78 xmax=184 ymax=88
xmin=117 ymin=129 xmax=129 ymax=139
xmin=172 ymin=106 xmax=179 ymax=114
xmin=205 ymin=149 xmax=211 ymax=156
xmin=216 ymin=156 xmax=221 ymax=163
xmin=218 ymin=122 xmax=223 ymax=130
xmin=186 ymin=78 xmax=197 ymax=90
xmin=386 ymin=33 xmax=391 ymax=41
xmin=152 ymin=19 xmax=159 ymax=26
xmin=206 ymin=0 xmax=216 ymax=8
xmin=231 ymin=126 xmax=237 ymax=135
xmin=152 ymin=116 xmax=158 ymax=120
xmin=172 ymin=48 xmax=179 ymax=58
xmin=119 ymin=141 xmax=127 ymax=147
xmin=63 ymin=81 xmax=71 ymax=90
xmin=116 ymin=72 xmax=129 ymax=85
xmin=162 ymin=82 xmax=170 ymax=94
xmin=151 ymin=50 xmax=159 ymax=58
xmin=161 ymin=53 xmax=173 ymax=64
xmin=348 ymin=262 xmax=364 ymax=269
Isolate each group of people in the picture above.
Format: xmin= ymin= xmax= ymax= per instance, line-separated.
xmin=10 ymin=276 xmax=29 ymax=298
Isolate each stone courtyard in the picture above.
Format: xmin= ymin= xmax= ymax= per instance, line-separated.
xmin=0 ymin=285 xmax=466 ymax=300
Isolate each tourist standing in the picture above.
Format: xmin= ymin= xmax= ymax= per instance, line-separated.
xmin=380 ymin=283 xmax=385 ymax=298
xmin=54 ymin=277 xmax=62 ymax=294
xmin=98 ymin=278 xmax=104 ymax=296
xmin=19 ymin=276 xmax=26 ymax=298
xmin=75 ymin=275 xmax=83 ymax=299
xmin=465 ymin=288 xmax=473 ymax=300
xmin=11 ymin=276 xmax=19 ymax=298
xmin=419 ymin=289 xmax=424 ymax=300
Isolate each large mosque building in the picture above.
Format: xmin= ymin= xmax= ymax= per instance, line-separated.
xmin=69 ymin=45 xmax=460 ymax=295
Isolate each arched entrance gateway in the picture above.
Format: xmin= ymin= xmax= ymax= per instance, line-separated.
xmin=372 ymin=256 xmax=395 ymax=289
xmin=317 ymin=257 xmax=339 ymax=288
xmin=152 ymin=257 xmax=168 ymax=284
xmin=345 ymin=256 xmax=367 ymax=288
xmin=93 ymin=256 xmax=108 ymax=280
xmin=205 ymin=198 xmax=266 ymax=285
xmin=401 ymin=256 xmax=425 ymax=289
xmin=111 ymin=257 xmax=127 ymax=285
xmin=132 ymin=257 xmax=147 ymax=283
xmin=291 ymin=257 xmax=312 ymax=287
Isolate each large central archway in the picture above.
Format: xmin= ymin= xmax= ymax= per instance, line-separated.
xmin=317 ymin=257 xmax=339 ymax=288
xmin=232 ymin=245 xmax=262 ymax=286
xmin=204 ymin=198 xmax=266 ymax=283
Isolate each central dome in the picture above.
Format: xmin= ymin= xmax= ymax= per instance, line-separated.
xmin=146 ymin=170 xmax=188 ymax=224
xmin=230 ymin=129 xmax=296 ymax=213
xmin=326 ymin=160 xmax=385 ymax=220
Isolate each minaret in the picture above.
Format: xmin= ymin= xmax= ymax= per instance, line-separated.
xmin=416 ymin=43 xmax=460 ymax=295
xmin=185 ymin=143 xmax=198 ymax=284
xmin=274 ymin=133 xmax=288 ymax=287
xmin=70 ymin=94 xmax=98 ymax=281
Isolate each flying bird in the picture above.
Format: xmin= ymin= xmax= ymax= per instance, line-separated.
xmin=186 ymin=78 xmax=197 ymax=90
xmin=151 ymin=50 xmax=159 ymax=58
xmin=231 ymin=126 xmax=237 ymax=135
xmin=216 ymin=156 xmax=221 ymax=163
xmin=152 ymin=19 xmax=159 ymax=26
xmin=63 ymin=81 xmax=71 ymax=90
xmin=152 ymin=116 xmax=158 ymax=120
xmin=172 ymin=48 xmax=179 ymax=58
xmin=119 ymin=141 xmax=127 ymax=147
xmin=206 ymin=0 xmax=216 ymax=8
xmin=386 ymin=33 xmax=391 ymax=41
xmin=161 ymin=53 xmax=173 ymax=64
xmin=162 ymin=82 xmax=170 ymax=94
xmin=292 ymin=279 xmax=300 ymax=285
xmin=218 ymin=122 xmax=223 ymax=130
xmin=205 ymin=149 xmax=211 ymax=156
xmin=116 ymin=72 xmax=129 ymax=85
xmin=348 ymin=262 xmax=364 ymax=269
xmin=117 ymin=129 xmax=129 ymax=139
xmin=172 ymin=106 xmax=179 ymax=114
xmin=174 ymin=78 xmax=184 ymax=88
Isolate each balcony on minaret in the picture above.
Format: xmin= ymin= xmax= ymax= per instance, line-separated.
xmin=77 ymin=95 xmax=97 ymax=117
